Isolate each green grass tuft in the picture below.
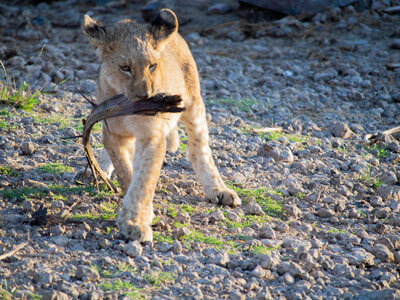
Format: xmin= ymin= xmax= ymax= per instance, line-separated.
xmin=226 ymin=182 xmax=283 ymax=217
xmin=207 ymin=98 xmax=258 ymax=113
xmin=0 ymin=166 xmax=20 ymax=177
xmin=37 ymin=162 xmax=73 ymax=174
xmin=144 ymin=271 xmax=174 ymax=286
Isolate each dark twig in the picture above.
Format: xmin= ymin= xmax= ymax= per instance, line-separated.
xmin=77 ymin=88 xmax=111 ymax=134
xmin=77 ymin=88 xmax=97 ymax=108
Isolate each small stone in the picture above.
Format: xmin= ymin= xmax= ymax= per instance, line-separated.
xmin=124 ymin=241 xmax=143 ymax=258
xmin=17 ymin=29 xmax=40 ymax=40
xmin=317 ymin=207 xmax=335 ymax=218
xmin=79 ymin=79 xmax=96 ymax=94
xmin=33 ymin=270 xmax=53 ymax=286
xmin=226 ymin=211 xmax=241 ymax=222
xmin=390 ymin=39 xmax=400 ymax=49
xmin=348 ymin=248 xmax=375 ymax=266
xmin=51 ymin=200 xmax=64 ymax=209
xmin=377 ymin=185 xmax=393 ymax=200
xmin=209 ymin=210 xmax=225 ymax=223
xmin=175 ymin=211 xmax=191 ymax=224
xmin=283 ymin=273 xmax=295 ymax=285
xmin=258 ymin=142 xmax=294 ymax=163
xmin=387 ymin=141 xmax=400 ymax=152
xmin=21 ymin=200 xmax=33 ymax=211
xmin=74 ymin=230 xmax=87 ymax=240
xmin=252 ymin=265 xmax=266 ymax=278
xmin=282 ymin=238 xmax=312 ymax=252
xmin=314 ymin=68 xmax=338 ymax=81
xmin=258 ymin=254 xmax=280 ymax=269
xmin=41 ymin=290 xmax=69 ymax=300
xmin=207 ymin=3 xmax=232 ymax=15
xmin=51 ymin=236 xmax=70 ymax=247
xmin=50 ymin=225 xmax=65 ymax=236
xmin=166 ymin=183 xmax=179 ymax=193
xmin=7 ymin=56 xmax=26 ymax=68
xmin=374 ymin=207 xmax=391 ymax=219
xmin=156 ymin=242 xmax=171 ymax=253
xmin=246 ymin=199 xmax=265 ymax=216
xmin=183 ymin=285 xmax=203 ymax=300
xmin=256 ymin=287 xmax=272 ymax=300
xmin=21 ymin=140 xmax=35 ymax=155
xmin=330 ymin=122 xmax=352 ymax=138
xmin=172 ymin=240 xmax=182 ymax=254
xmin=282 ymin=178 xmax=304 ymax=196
xmin=229 ymin=290 xmax=245 ymax=300
xmin=98 ymin=237 xmax=111 ymax=249
xmin=207 ymin=251 xmax=229 ymax=266
xmin=259 ymin=225 xmax=276 ymax=239
xmin=175 ymin=226 xmax=190 ymax=238
xmin=282 ymin=204 xmax=302 ymax=219
xmin=357 ymin=288 xmax=400 ymax=300
xmin=380 ymin=171 xmax=397 ymax=185
xmin=52 ymin=71 xmax=64 ymax=84
xmin=75 ymin=265 xmax=100 ymax=282
xmin=371 ymin=244 xmax=394 ymax=262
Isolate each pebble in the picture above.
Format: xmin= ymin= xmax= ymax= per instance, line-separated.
xmin=371 ymin=244 xmax=394 ymax=262
xmin=390 ymin=39 xmax=400 ymax=49
xmin=7 ymin=56 xmax=26 ymax=68
xmin=207 ymin=3 xmax=232 ymax=15
xmin=124 ymin=241 xmax=143 ymax=258
xmin=330 ymin=121 xmax=352 ymax=138
xmin=156 ymin=242 xmax=171 ymax=252
xmin=317 ymin=207 xmax=335 ymax=218
xmin=259 ymin=225 xmax=276 ymax=239
xmin=75 ymin=265 xmax=100 ymax=282
xmin=245 ymin=199 xmax=265 ymax=216
xmin=41 ymin=290 xmax=69 ymax=300
xmin=314 ymin=68 xmax=338 ymax=81
xmin=258 ymin=141 xmax=294 ymax=163
xmin=207 ymin=251 xmax=229 ymax=266
xmin=21 ymin=200 xmax=33 ymax=211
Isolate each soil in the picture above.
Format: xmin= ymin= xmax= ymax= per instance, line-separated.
xmin=1 ymin=0 xmax=400 ymax=299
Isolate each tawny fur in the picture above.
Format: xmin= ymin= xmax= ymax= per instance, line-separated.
xmin=82 ymin=9 xmax=241 ymax=242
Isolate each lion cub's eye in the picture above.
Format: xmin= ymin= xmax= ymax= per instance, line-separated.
xmin=119 ymin=65 xmax=131 ymax=74
xmin=149 ymin=63 xmax=157 ymax=72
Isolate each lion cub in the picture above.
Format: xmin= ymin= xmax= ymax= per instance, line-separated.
xmin=83 ymin=9 xmax=241 ymax=242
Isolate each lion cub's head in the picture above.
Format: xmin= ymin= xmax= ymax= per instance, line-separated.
xmin=83 ymin=9 xmax=178 ymax=100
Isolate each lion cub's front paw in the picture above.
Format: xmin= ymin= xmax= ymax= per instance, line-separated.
xmin=209 ymin=188 xmax=242 ymax=208
xmin=116 ymin=209 xmax=153 ymax=243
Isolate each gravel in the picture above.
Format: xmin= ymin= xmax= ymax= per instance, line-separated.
xmin=1 ymin=0 xmax=400 ymax=299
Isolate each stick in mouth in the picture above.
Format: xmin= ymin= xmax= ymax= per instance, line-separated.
xmin=82 ymin=93 xmax=185 ymax=192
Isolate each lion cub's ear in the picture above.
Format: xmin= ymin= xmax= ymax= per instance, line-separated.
xmin=83 ymin=14 xmax=113 ymax=57
xmin=151 ymin=9 xmax=178 ymax=49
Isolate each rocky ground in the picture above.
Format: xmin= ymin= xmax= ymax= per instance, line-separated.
xmin=1 ymin=0 xmax=400 ymax=299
